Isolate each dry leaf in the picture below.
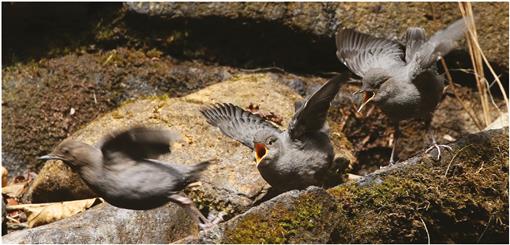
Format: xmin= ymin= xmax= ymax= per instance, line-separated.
xmin=8 ymin=198 xmax=103 ymax=228
xmin=2 ymin=166 xmax=7 ymax=187
xmin=2 ymin=182 xmax=28 ymax=198
xmin=246 ymin=103 xmax=284 ymax=126
xmin=6 ymin=197 xmax=19 ymax=206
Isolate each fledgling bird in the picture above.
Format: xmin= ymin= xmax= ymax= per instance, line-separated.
xmin=38 ymin=126 xmax=213 ymax=229
xmin=335 ymin=18 xmax=467 ymax=164
xmin=200 ymin=72 xmax=351 ymax=192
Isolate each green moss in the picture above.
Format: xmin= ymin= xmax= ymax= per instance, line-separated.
xmin=223 ymin=192 xmax=327 ymax=244
xmin=327 ymin=129 xmax=509 ymax=243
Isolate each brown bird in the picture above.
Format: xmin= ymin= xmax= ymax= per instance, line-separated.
xmin=39 ymin=126 xmax=214 ymax=229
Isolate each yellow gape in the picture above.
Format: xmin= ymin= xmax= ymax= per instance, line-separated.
xmin=254 ymin=143 xmax=268 ymax=165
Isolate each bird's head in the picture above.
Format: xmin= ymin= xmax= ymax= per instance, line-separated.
xmin=354 ymin=68 xmax=391 ymax=112
xmin=38 ymin=139 xmax=99 ymax=169
xmin=253 ymin=132 xmax=281 ymax=168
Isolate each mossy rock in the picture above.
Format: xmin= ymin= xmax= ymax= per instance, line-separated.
xmin=328 ymin=128 xmax=509 ymax=243
xmin=221 ymin=186 xmax=339 ymax=244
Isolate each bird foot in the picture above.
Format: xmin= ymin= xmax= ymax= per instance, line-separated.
xmin=198 ymin=211 xmax=226 ymax=231
xmin=380 ymin=160 xmax=396 ymax=169
xmin=199 ymin=222 xmax=214 ymax=231
xmin=208 ymin=211 xmax=226 ymax=225
xmin=389 ymin=159 xmax=396 ymax=166
xmin=425 ymin=143 xmax=452 ymax=160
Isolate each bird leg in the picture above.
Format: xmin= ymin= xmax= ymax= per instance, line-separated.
xmin=425 ymin=135 xmax=452 ymax=160
xmin=388 ymin=123 xmax=401 ymax=166
xmin=424 ymin=121 xmax=452 ymax=161
xmin=169 ymin=194 xmax=212 ymax=230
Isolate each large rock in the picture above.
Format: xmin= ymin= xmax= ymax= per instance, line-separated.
xmin=28 ymin=73 xmax=354 ymax=216
xmin=2 ymin=48 xmax=235 ymax=177
xmin=2 ymin=202 xmax=196 ymax=243
xmin=219 ymin=186 xmax=339 ymax=243
xmin=126 ymin=2 xmax=509 ymax=69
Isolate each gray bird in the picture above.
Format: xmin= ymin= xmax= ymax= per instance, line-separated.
xmin=200 ymin=73 xmax=351 ymax=192
xmin=336 ymin=18 xmax=467 ymax=164
xmin=38 ymin=126 xmax=213 ymax=229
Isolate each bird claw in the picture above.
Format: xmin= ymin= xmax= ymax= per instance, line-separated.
xmin=199 ymin=222 xmax=214 ymax=231
xmin=380 ymin=160 xmax=396 ymax=169
xmin=199 ymin=211 xmax=226 ymax=231
xmin=425 ymin=143 xmax=452 ymax=160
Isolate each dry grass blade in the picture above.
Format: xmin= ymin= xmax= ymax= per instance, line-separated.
xmin=458 ymin=2 xmax=508 ymax=125
xmin=444 ymin=144 xmax=473 ymax=177
xmin=459 ymin=2 xmax=491 ymax=126
xmin=420 ymin=217 xmax=431 ymax=244
xmin=440 ymin=59 xmax=484 ymax=130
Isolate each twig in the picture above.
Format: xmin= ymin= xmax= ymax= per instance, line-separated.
xmin=475 ymin=162 xmax=484 ymax=174
xmin=6 ymin=203 xmax=53 ymax=211
xmin=483 ymin=77 xmax=503 ymax=115
xmin=419 ymin=217 xmax=431 ymax=245
xmin=239 ymin=66 xmax=286 ymax=73
xmin=6 ymin=216 xmax=20 ymax=223
xmin=444 ymin=144 xmax=473 ymax=177
xmin=477 ymin=215 xmax=492 ymax=243
xmin=440 ymin=58 xmax=484 ymax=130
xmin=93 ymin=91 xmax=98 ymax=104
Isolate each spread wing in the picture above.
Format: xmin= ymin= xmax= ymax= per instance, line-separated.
xmin=404 ymin=27 xmax=427 ymax=63
xmin=98 ymin=126 xmax=179 ymax=162
xmin=408 ymin=18 xmax=466 ymax=76
xmin=200 ymin=103 xmax=282 ymax=149
xmin=336 ymin=28 xmax=405 ymax=77
xmin=288 ymin=72 xmax=351 ymax=140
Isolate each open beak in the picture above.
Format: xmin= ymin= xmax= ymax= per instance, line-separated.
xmin=354 ymin=90 xmax=375 ymax=113
xmin=254 ymin=143 xmax=268 ymax=165
xmin=38 ymin=154 xmax=64 ymax=161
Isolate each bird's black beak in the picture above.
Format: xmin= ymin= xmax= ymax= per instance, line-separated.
xmin=38 ymin=154 xmax=64 ymax=161
xmin=254 ymin=143 xmax=268 ymax=166
xmin=354 ymin=89 xmax=375 ymax=113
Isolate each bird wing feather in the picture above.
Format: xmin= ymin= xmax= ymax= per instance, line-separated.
xmin=408 ymin=18 xmax=466 ymax=76
xmin=98 ymin=126 xmax=179 ymax=162
xmin=336 ymin=28 xmax=405 ymax=77
xmin=404 ymin=27 xmax=427 ymax=63
xmin=288 ymin=72 xmax=351 ymax=140
xmin=107 ymin=159 xmax=211 ymax=196
xmin=200 ymin=103 xmax=282 ymax=149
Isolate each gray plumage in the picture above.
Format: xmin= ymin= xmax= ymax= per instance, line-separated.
xmin=201 ymin=73 xmax=351 ymax=192
xmin=39 ymin=126 xmax=212 ymax=227
xmin=336 ymin=18 xmax=466 ymax=163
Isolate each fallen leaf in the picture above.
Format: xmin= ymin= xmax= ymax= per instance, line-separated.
xmin=246 ymin=103 xmax=284 ymax=126
xmin=6 ymin=197 xmax=19 ymax=206
xmin=8 ymin=198 xmax=103 ymax=228
xmin=2 ymin=167 xmax=7 ymax=187
xmin=2 ymin=182 xmax=28 ymax=198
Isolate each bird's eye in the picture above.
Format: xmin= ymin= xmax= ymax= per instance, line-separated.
xmin=62 ymin=148 xmax=69 ymax=154
xmin=267 ymin=137 xmax=276 ymax=145
xmin=376 ymin=78 xmax=389 ymax=88
xmin=375 ymin=81 xmax=383 ymax=88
